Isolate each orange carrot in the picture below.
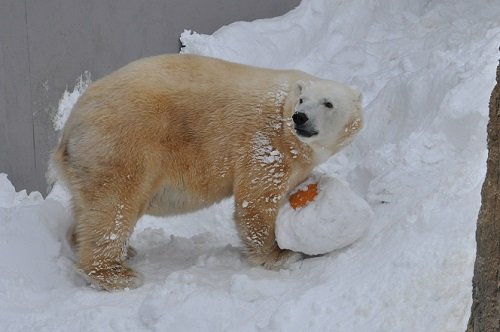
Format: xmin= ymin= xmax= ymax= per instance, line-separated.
xmin=289 ymin=183 xmax=318 ymax=210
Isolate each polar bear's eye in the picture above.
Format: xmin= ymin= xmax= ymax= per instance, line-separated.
xmin=299 ymin=98 xmax=304 ymax=104
xmin=324 ymin=102 xmax=333 ymax=109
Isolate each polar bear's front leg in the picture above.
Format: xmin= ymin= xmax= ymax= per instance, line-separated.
xmin=233 ymin=181 xmax=303 ymax=269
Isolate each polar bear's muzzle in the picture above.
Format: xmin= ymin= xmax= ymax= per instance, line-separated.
xmin=293 ymin=112 xmax=318 ymax=138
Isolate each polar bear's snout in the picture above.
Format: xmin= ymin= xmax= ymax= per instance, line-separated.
xmin=293 ymin=111 xmax=319 ymax=138
xmin=292 ymin=111 xmax=308 ymax=125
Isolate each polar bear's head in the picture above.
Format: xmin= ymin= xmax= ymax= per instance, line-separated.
xmin=291 ymin=80 xmax=363 ymax=163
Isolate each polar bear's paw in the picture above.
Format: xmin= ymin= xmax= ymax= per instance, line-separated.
xmin=75 ymin=262 xmax=143 ymax=291
xmin=248 ymin=245 xmax=303 ymax=270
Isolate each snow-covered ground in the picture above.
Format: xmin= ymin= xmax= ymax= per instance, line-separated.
xmin=1 ymin=0 xmax=499 ymax=331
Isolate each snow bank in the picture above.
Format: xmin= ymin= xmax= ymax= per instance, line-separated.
xmin=1 ymin=0 xmax=499 ymax=331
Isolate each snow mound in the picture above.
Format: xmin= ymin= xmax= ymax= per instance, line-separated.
xmin=276 ymin=173 xmax=373 ymax=255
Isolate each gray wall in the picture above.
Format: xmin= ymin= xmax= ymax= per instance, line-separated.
xmin=0 ymin=0 xmax=300 ymax=194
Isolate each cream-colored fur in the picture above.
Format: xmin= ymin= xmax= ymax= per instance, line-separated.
xmin=51 ymin=54 xmax=363 ymax=291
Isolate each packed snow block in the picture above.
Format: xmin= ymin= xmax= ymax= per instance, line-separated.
xmin=276 ymin=173 xmax=373 ymax=255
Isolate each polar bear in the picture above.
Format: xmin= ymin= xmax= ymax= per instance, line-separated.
xmin=51 ymin=54 xmax=363 ymax=291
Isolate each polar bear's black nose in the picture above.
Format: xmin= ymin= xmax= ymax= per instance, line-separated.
xmin=292 ymin=112 xmax=308 ymax=125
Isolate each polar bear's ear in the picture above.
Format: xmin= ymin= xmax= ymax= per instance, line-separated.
xmin=354 ymin=90 xmax=363 ymax=103
xmin=295 ymin=80 xmax=305 ymax=94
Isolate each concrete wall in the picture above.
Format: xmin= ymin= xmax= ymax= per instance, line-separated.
xmin=0 ymin=0 xmax=300 ymax=194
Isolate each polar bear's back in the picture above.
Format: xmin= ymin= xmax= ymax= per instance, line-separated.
xmin=64 ymin=55 xmax=309 ymax=140
xmin=82 ymin=54 xmax=306 ymax=108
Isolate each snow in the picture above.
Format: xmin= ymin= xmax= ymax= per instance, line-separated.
xmin=252 ymin=131 xmax=284 ymax=166
xmin=1 ymin=0 xmax=499 ymax=331
xmin=52 ymin=71 xmax=91 ymax=131
xmin=276 ymin=173 xmax=373 ymax=255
